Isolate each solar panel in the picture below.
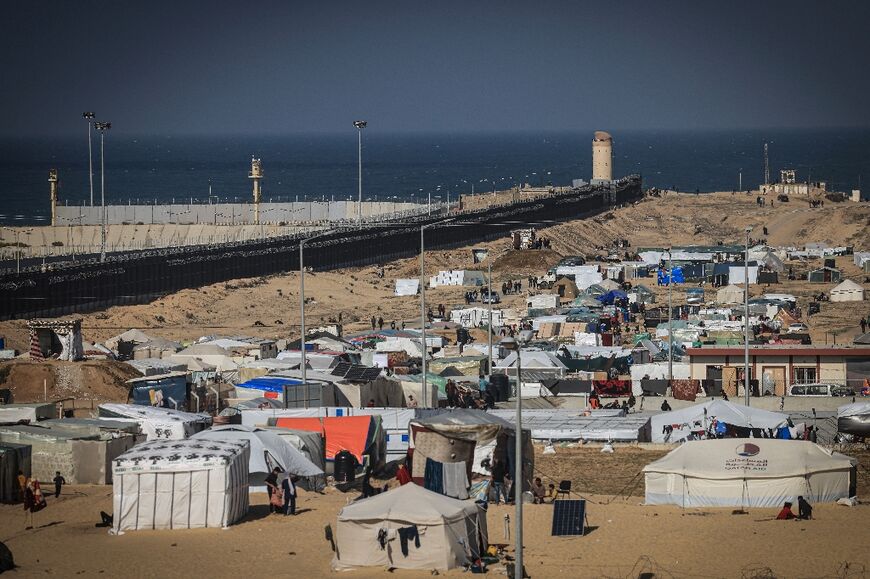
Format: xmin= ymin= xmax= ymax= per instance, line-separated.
xmin=551 ymin=499 xmax=586 ymax=536
xmin=361 ymin=367 xmax=382 ymax=381
xmin=331 ymin=362 xmax=352 ymax=377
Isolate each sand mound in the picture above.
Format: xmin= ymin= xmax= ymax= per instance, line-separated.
xmin=0 ymin=360 xmax=137 ymax=405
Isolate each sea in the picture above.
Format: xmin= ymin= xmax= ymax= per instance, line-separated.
xmin=0 ymin=129 xmax=867 ymax=225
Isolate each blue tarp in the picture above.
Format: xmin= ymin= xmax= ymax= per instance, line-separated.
xmin=235 ymin=376 xmax=304 ymax=394
xmin=596 ymin=290 xmax=628 ymax=305
xmin=657 ymin=267 xmax=685 ymax=285
xmin=130 ymin=375 xmax=188 ymax=409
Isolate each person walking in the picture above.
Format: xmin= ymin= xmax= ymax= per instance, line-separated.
xmin=281 ymin=474 xmax=297 ymax=516
xmin=378 ymin=316 xmax=384 ymax=330
xmin=371 ymin=316 xmax=377 ymax=331
xmin=490 ymin=458 xmax=509 ymax=504
xmin=52 ymin=471 xmax=66 ymax=499
xmin=861 ymin=317 xmax=867 ymax=334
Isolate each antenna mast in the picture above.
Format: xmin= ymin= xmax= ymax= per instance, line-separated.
xmin=763 ymin=142 xmax=770 ymax=185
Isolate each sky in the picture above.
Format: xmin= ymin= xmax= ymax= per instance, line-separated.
xmin=2 ymin=0 xmax=869 ymax=136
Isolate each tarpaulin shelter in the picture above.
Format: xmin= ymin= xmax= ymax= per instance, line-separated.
xmin=552 ymin=277 xmax=580 ymax=299
xmin=126 ymin=372 xmax=189 ymax=410
xmin=644 ymin=439 xmax=856 ymax=508
xmin=645 ymin=400 xmax=789 ymax=444
xmin=190 ymin=424 xmax=323 ymax=491
xmin=657 ymin=267 xmax=684 ymax=285
xmin=265 ymin=427 xmax=327 ymax=491
xmin=409 ymin=409 xmax=533 ymax=496
xmin=274 ymin=415 xmax=385 ymax=469
xmin=98 ymin=403 xmax=212 ymax=441
xmin=597 ymin=289 xmax=628 ymax=305
xmin=837 ymin=402 xmax=870 ymax=438
xmin=715 ymin=285 xmax=744 ymax=304
xmin=332 ymin=483 xmax=488 ymax=571
xmin=112 ymin=439 xmax=250 ymax=532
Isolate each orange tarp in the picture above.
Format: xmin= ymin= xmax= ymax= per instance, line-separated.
xmin=275 ymin=416 xmax=373 ymax=462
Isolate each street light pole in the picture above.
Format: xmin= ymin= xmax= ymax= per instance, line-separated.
xmin=744 ymin=226 xmax=753 ymax=405
xmin=499 ymin=335 xmax=526 ymax=579
xmin=354 ymin=121 xmax=367 ymax=222
xmin=300 ymin=238 xmax=308 ymax=407
xmin=94 ymin=121 xmax=111 ymax=262
xmin=83 ymin=112 xmax=95 ymax=206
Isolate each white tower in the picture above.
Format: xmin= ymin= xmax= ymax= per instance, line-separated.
xmin=48 ymin=168 xmax=59 ymax=226
xmin=591 ymin=131 xmax=613 ymax=183
xmin=249 ymin=156 xmax=263 ymax=224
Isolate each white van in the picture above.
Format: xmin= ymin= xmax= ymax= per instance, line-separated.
xmin=788 ymin=383 xmax=853 ymax=397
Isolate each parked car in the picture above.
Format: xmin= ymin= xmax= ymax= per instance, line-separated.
xmin=788 ymin=383 xmax=854 ymax=397
xmin=787 ymin=322 xmax=809 ymax=333
xmin=481 ymin=292 xmax=501 ymax=304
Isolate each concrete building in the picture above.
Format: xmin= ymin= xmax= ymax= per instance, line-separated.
xmin=759 ymin=169 xmax=827 ymax=197
xmin=685 ymin=345 xmax=870 ymax=396
xmin=591 ymin=131 xmax=613 ymax=184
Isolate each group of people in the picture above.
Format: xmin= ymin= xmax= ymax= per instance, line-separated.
xmin=370 ymin=316 xmax=404 ymax=331
xmin=776 ymin=496 xmax=813 ymax=520
xmin=501 ymin=280 xmax=523 ymax=295
xmin=17 ymin=470 xmax=66 ymax=527
xmin=445 ymin=379 xmax=493 ymax=410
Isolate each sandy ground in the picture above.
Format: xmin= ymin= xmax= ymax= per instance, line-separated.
xmin=1 ymin=190 xmax=867 ymax=353
xmin=3 ymin=445 xmax=870 ymax=578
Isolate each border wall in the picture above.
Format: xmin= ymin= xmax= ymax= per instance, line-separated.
xmin=0 ymin=177 xmax=642 ymax=320
xmin=54 ymin=200 xmax=428 ymax=226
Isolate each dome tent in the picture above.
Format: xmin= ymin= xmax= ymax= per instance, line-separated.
xmin=332 ymin=483 xmax=487 ymax=571
xmin=644 ymin=439 xmax=856 ymax=508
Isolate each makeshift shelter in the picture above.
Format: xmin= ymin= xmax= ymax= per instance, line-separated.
xmin=0 ymin=442 xmax=31 ymax=503
xmin=644 ymin=439 xmax=856 ymax=507
xmin=190 ymin=424 xmax=323 ymax=491
xmin=273 ymin=415 xmax=386 ymax=469
xmin=0 ymin=402 xmax=57 ymax=423
xmin=829 ymin=279 xmax=865 ymax=302
xmin=597 ymin=289 xmax=628 ymax=305
xmin=126 ymin=372 xmax=189 ymax=410
xmin=598 ymin=278 xmax=621 ymax=291
xmin=759 ymin=250 xmax=785 ymax=272
xmin=808 ymin=266 xmax=842 ymax=283
xmin=112 ymin=439 xmax=250 ymax=532
xmin=628 ymin=284 xmax=656 ymax=304
xmin=27 ymin=318 xmax=83 ymax=361
xmin=552 ymin=278 xmax=580 ymax=300
xmin=716 ymin=285 xmax=744 ymax=305
xmin=332 ymin=483 xmax=487 ymax=571
xmin=394 ymin=278 xmax=420 ymax=296
xmin=98 ymin=403 xmax=212 ymax=441
xmin=265 ymin=427 xmax=327 ymax=490
xmin=409 ymin=409 xmax=533 ymax=498
xmin=645 ymin=400 xmax=790 ymax=443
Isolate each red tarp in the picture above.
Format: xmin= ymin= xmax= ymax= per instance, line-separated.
xmin=593 ymin=379 xmax=631 ymax=397
xmin=275 ymin=416 xmax=373 ymax=462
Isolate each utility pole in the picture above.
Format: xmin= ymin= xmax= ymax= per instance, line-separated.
xmin=94 ymin=121 xmax=111 ymax=262
xmin=744 ymin=226 xmax=753 ymax=405
xmin=667 ymin=248 xmax=673 ymax=381
xmin=83 ymin=112 xmax=95 ymax=206
xmin=354 ymin=121 xmax=367 ymax=222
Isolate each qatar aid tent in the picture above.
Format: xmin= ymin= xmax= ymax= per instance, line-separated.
xmin=645 ymin=400 xmax=789 ymax=444
xmin=190 ymin=424 xmax=322 ymax=491
xmin=98 ymin=403 xmax=212 ymax=441
xmin=829 ymin=279 xmax=865 ymax=302
xmin=332 ymin=483 xmax=487 ymax=571
xmin=644 ymin=439 xmax=856 ymax=508
xmin=112 ymin=439 xmax=250 ymax=533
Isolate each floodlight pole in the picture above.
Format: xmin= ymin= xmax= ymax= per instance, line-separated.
xmin=83 ymin=112 xmax=95 ymax=206
xmin=487 ymin=261 xmax=493 ymax=374
xmin=514 ymin=343 xmax=523 ymax=579
xmin=420 ymin=226 xmax=428 ymax=408
xmin=744 ymin=227 xmax=752 ymax=405
xmin=300 ymin=238 xmax=308 ymax=406
xmin=667 ymin=248 xmax=673 ymax=381
xmin=354 ymin=121 xmax=367 ymax=222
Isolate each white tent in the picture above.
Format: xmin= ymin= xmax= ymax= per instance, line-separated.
xmin=716 ymin=285 xmax=744 ymax=305
xmin=644 ymin=439 xmax=856 ymax=507
xmin=645 ymin=400 xmax=789 ymax=443
xmin=332 ymin=483 xmax=487 ymax=571
xmin=112 ymin=439 xmax=250 ymax=532
xmin=830 ymin=279 xmax=865 ymax=302
xmin=190 ymin=424 xmax=323 ymax=490
xmin=394 ymin=279 xmax=420 ymax=296
xmin=598 ymin=278 xmax=621 ymax=291
xmin=98 ymin=403 xmax=212 ymax=441
xmin=728 ymin=266 xmax=759 ymax=285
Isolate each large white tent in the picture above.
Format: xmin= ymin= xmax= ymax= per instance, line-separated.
xmin=190 ymin=424 xmax=323 ymax=490
xmin=829 ymin=279 xmax=865 ymax=302
xmin=644 ymin=439 xmax=856 ymax=507
xmin=716 ymin=285 xmax=744 ymax=305
xmin=332 ymin=483 xmax=487 ymax=571
xmin=98 ymin=403 xmax=212 ymax=441
xmin=112 ymin=439 xmax=250 ymax=532
xmin=645 ymin=400 xmax=790 ymax=443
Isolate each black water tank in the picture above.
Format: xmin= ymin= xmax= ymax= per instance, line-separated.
xmin=334 ymin=450 xmax=357 ymax=484
xmin=489 ymin=374 xmax=509 ymax=402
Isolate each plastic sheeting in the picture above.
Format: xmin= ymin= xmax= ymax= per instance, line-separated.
xmin=98 ymin=403 xmax=212 ymax=441
xmin=646 ymin=400 xmax=789 ymax=444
